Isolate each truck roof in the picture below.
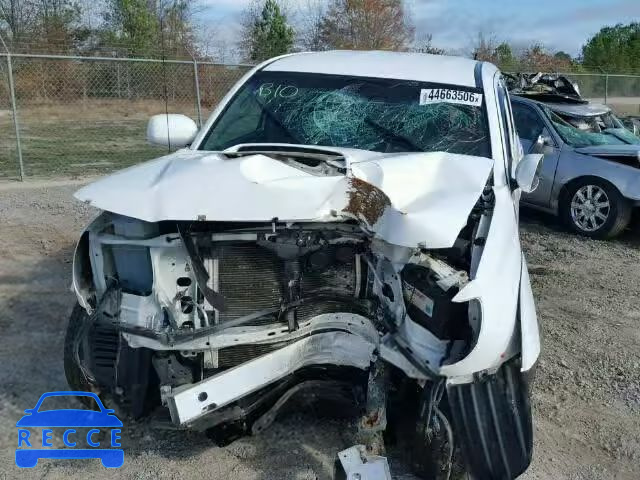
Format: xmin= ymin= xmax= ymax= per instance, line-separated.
xmin=264 ymin=50 xmax=485 ymax=88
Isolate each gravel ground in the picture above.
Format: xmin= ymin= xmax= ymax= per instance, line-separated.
xmin=0 ymin=179 xmax=638 ymax=480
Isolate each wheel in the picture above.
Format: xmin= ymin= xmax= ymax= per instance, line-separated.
xmin=65 ymin=303 xmax=156 ymax=418
xmin=447 ymin=358 xmax=533 ymax=480
xmin=64 ymin=303 xmax=100 ymax=406
xmin=560 ymin=179 xmax=631 ymax=239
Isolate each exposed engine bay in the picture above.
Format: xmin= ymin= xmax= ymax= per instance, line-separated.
xmin=71 ymin=184 xmax=492 ymax=433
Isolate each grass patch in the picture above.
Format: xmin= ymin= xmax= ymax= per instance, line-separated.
xmin=0 ymin=101 xmax=191 ymax=179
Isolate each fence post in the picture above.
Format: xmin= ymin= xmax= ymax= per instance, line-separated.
xmin=193 ymin=59 xmax=203 ymax=127
xmin=116 ymin=62 xmax=122 ymax=99
xmin=6 ymin=54 xmax=25 ymax=181
xmin=604 ymin=73 xmax=609 ymax=104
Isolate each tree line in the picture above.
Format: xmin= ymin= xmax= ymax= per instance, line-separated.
xmin=1 ymin=0 xmax=639 ymax=75
xmin=240 ymin=0 xmax=639 ymax=75
xmin=0 ymin=0 xmax=197 ymax=57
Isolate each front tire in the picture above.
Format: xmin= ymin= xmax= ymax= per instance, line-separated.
xmin=446 ymin=359 xmax=533 ymax=480
xmin=560 ymin=178 xmax=631 ymax=239
xmin=64 ymin=302 xmax=156 ymax=418
xmin=64 ymin=303 xmax=99 ymax=402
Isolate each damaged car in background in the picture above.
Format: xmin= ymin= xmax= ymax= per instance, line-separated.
xmin=507 ymin=75 xmax=640 ymax=238
xmin=506 ymin=71 xmax=639 ymax=145
xmin=67 ymin=51 xmax=542 ymax=480
xmin=542 ymin=102 xmax=640 ymax=146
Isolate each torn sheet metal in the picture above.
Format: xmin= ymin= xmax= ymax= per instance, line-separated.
xmin=349 ymin=151 xmax=493 ymax=248
xmin=337 ymin=445 xmax=392 ymax=480
xmin=123 ymin=312 xmax=380 ymax=351
xmin=166 ymin=331 xmax=377 ymax=425
xmin=75 ymin=148 xmax=493 ymax=249
xmin=504 ymin=72 xmax=584 ymax=103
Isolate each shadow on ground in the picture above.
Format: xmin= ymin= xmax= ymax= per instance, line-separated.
xmin=520 ymin=206 xmax=640 ymax=247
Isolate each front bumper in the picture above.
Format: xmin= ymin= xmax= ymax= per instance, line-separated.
xmin=164 ymin=329 xmax=378 ymax=425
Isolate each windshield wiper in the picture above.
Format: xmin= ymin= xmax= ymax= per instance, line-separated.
xmin=364 ymin=117 xmax=423 ymax=152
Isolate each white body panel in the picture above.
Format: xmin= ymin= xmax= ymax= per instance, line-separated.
xmin=519 ymin=258 xmax=541 ymax=371
xmin=440 ymin=185 xmax=523 ymax=380
xmin=74 ymin=149 xmax=493 ymax=249
xmin=262 ymin=50 xmax=479 ymax=87
xmin=168 ymin=330 xmax=377 ymax=424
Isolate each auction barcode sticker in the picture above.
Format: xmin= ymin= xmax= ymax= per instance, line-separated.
xmin=419 ymin=89 xmax=483 ymax=106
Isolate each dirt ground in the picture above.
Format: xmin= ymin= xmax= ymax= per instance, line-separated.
xmin=0 ymin=179 xmax=638 ymax=480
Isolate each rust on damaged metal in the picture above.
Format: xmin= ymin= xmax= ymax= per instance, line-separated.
xmin=344 ymin=177 xmax=391 ymax=226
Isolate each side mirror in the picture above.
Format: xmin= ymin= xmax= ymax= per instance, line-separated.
xmin=147 ymin=114 xmax=198 ymax=148
xmin=515 ymin=153 xmax=544 ymax=193
xmin=531 ymin=133 xmax=553 ymax=155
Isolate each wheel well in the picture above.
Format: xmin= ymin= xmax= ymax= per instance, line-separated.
xmin=559 ymin=176 xmax=622 ymax=206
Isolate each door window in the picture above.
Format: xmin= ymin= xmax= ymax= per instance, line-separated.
xmin=512 ymin=103 xmax=545 ymax=143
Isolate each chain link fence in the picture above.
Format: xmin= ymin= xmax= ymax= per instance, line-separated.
xmin=561 ymin=73 xmax=640 ymax=113
xmin=0 ymin=55 xmax=18 ymax=178
xmin=0 ymin=53 xmax=250 ymax=179
xmin=1 ymin=53 xmax=640 ymax=180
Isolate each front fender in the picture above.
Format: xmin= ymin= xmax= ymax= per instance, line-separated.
xmin=71 ymin=212 xmax=111 ymax=313
xmin=439 ymin=185 xmax=522 ymax=382
xmin=71 ymin=230 xmax=92 ymax=313
xmin=554 ymin=151 xmax=640 ymax=202
xmin=519 ymin=257 xmax=540 ymax=372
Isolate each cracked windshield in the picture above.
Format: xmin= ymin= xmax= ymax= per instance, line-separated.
xmin=201 ymin=72 xmax=491 ymax=157
xmin=545 ymin=107 xmax=628 ymax=147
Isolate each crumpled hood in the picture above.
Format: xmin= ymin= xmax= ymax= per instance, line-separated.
xmin=75 ymin=148 xmax=493 ymax=249
xmin=547 ymin=102 xmax=610 ymax=117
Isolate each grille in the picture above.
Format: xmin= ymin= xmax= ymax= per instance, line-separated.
xmin=210 ymin=243 xmax=358 ymax=325
xmin=216 ymin=244 xmax=284 ymax=323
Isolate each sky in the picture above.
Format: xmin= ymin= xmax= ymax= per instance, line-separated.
xmin=198 ymin=0 xmax=640 ymax=58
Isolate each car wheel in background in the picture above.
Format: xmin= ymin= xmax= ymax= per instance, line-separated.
xmin=560 ymin=178 xmax=631 ymax=239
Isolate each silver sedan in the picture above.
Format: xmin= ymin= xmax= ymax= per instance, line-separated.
xmin=511 ymin=96 xmax=640 ymax=238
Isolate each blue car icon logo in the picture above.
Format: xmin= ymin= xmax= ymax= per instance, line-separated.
xmin=16 ymin=391 xmax=123 ymax=468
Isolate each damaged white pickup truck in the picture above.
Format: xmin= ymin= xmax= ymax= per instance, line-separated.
xmin=67 ymin=51 xmax=542 ymax=479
